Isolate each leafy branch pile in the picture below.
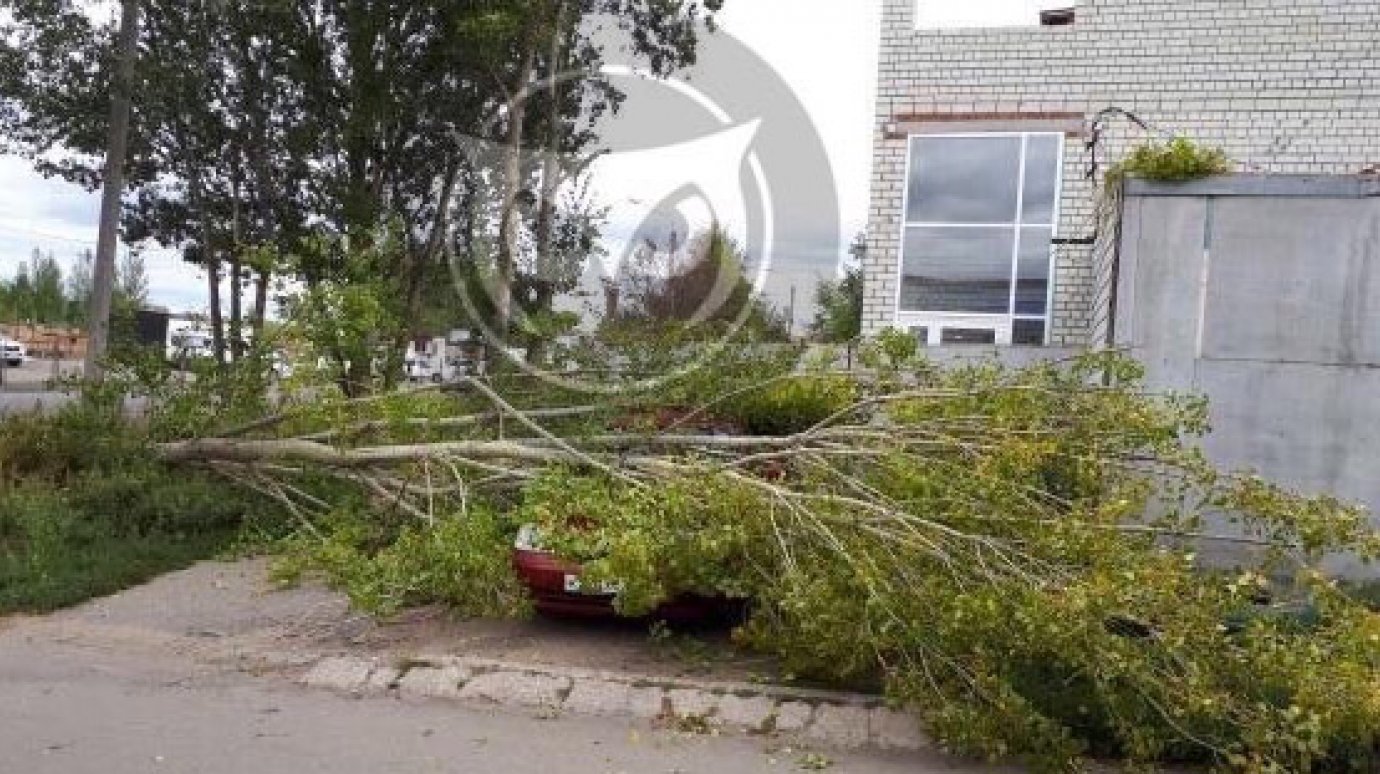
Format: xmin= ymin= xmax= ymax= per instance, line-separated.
xmin=159 ymin=337 xmax=1380 ymax=773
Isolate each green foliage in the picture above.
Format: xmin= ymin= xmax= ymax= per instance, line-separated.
xmin=509 ymin=353 xmax=1380 ymax=774
xmin=272 ymin=505 xmax=530 ymax=619
xmin=860 ymin=327 xmax=923 ymax=372
xmin=611 ymin=227 xmax=790 ymax=342
xmin=85 ymin=341 xmax=279 ymax=442
xmin=720 ymin=374 xmax=858 ymax=437
xmin=0 ymin=401 xmax=281 ymax=613
xmin=0 ymin=485 xmax=243 ymax=613
xmin=282 ymin=231 xmax=411 ymax=396
xmin=214 ymin=334 xmax=1380 ymax=773
xmin=810 ymin=266 xmax=863 ymax=344
xmin=1 ymin=0 xmax=729 ymax=360
xmin=0 ymin=249 xmax=148 ymax=327
xmin=810 ymin=234 xmax=867 ymax=344
xmin=1108 ymin=137 xmax=1233 ymax=185
xmin=518 ymin=473 xmax=760 ymax=617
xmin=569 ymin=321 xmax=803 ymax=405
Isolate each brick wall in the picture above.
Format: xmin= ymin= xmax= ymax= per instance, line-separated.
xmin=865 ymin=0 xmax=1380 ymax=345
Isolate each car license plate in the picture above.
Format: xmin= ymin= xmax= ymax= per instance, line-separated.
xmin=563 ymin=574 xmax=620 ymax=596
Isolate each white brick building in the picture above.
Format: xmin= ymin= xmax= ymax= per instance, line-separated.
xmin=864 ymin=0 xmax=1380 ymax=347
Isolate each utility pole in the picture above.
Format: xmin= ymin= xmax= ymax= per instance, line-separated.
xmin=787 ymin=284 xmax=797 ymax=340
xmin=84 ymin=0 xmax=140 ymax=386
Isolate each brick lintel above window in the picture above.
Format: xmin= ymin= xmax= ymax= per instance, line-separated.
xmin=884 ymin=112 xmax=1085 ymax=141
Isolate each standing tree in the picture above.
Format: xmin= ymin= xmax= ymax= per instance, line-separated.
xmin=85 ymin=0 xmax=140 ymax=383
xmin=610 ymin=226 xmax=788 ymax=340
xmin=810 ymin=233 xmax=866 ymax=344
xmin=116 ymin=251 xmax=148 ymax=306
xmin=29 ymin=250 xmax=68 ymax=324
xmin=7 ymin=261 xmax=34 ymax=322
xmin=2 ymin=0 xmax=731 ymax=389
xmin=66 ymin=250 xmax=94 ymax=325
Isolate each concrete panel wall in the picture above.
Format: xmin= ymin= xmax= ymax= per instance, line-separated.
xmin=1115 ymin=177 xmax=1380 ymax=535
xmin=1203 ymin=199 xmax=1380 ymax=367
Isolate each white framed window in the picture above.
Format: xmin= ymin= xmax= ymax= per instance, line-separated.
xmin=895 ymin=132 xmax=1064 ymax=347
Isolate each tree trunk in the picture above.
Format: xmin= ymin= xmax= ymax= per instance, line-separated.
xmin=528 ymin=2 xmax=569 ymax=366
xmin=84 ymin=0 xmax=140 ymax=386
xmin=206 ymin=256 xmax=226 ymax=363
xmin=241 ymin=34 xmax=276 ymax=346
xmin=228 ymin=179 xmax=244 ymax=361
xmin=191 ymin=177 xmax=228 ymax=367
xmin=494 ymin=43 xmax=537 ymax=347
xmin=228 ymin=258 xmax=243 ymax=361
xmin=252 ymin=268 xmax=269 ymax=341
xmin=399 ymin=162 xmax=460 ymax=346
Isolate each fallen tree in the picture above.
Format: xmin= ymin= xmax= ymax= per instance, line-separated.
xmin=153 ymin=344 xmax=1380 ymax=774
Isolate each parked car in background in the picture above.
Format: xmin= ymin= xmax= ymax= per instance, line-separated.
xmin=167 ymin=328 xmax=216 ymax=364
xmin=2 ymin=339 xmax=27 ymax=367
xmin=405 ymin=337 xmax=479 ymax=383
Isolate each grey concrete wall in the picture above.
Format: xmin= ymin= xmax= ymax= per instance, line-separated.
xmin=1114 ymin=175 xmax=1380 ymax=543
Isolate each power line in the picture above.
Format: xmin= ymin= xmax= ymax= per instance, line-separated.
xmin=0 ymin=223 xmax=102 ymax=249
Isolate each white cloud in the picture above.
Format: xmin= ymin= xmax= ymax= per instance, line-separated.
xmin=0 ymin=157 xmax=209 ymax=313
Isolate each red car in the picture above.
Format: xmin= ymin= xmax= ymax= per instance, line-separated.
xmin=512 ymin=526 xmax=730 ymax=622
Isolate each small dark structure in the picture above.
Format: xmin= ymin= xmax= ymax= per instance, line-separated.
xmin=1039 ymin=8 xmax=1076 ymax=26
xmin=134 ymin=307 xmax=171 ymax=349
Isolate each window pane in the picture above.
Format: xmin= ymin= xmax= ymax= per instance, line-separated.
xmin=901 ymin=227 xmax=1014 ymax=314
xmin=1015 ymin=228 xmax=1052 ymax=315
xmin=907 ymin=136 xmax=1022 ymax=224
xmin=1013 ymin=319 xmax=1047 ymax=346
xmin=1021 ymin=134 xmax=1061 ymax=225
xmin=942 ymin=328 xmax=998 ymax=345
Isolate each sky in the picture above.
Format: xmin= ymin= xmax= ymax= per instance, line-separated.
xmin=0 ymin=0 xmax=1055 ymax=318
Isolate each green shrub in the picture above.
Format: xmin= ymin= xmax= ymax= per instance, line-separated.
xmin=0 ymin=402 xmax=136 ymax=483
xmin=1108 ymin=137 xmax=1232 ymax=185
xmin=0 ymin=401 xmax=283 ymax=613
xmin=0 ymin=475 xmax=267 ymax=613
xmin=722 ymin=375 xmax=858 ymax=436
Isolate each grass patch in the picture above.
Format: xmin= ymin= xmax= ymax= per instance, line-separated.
xmin=0 ymin=520 xmax=238 ymax=614
xmin=0 ymin=403 xmax=284 ymax=615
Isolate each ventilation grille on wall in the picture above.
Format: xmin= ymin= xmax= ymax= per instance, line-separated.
xmin=1039 ymin=8 xmax=1076 ymax=26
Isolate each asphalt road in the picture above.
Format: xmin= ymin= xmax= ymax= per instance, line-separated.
xmin=0 ymin=359 xmax=160 ymax=415
xmin=0 ymin=358 xmax=80 ymax=413
xmin=0 ymin=357 xmax=81 ymax=385
xmin=0 ymin=637 xmax=933 ymax=774
xmin=0 ymin=560 xmax=993 ymax=774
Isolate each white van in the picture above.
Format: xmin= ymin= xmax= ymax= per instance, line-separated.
xmin=2 ymin=339 xmax=26 ymax=367
xmin=167 ymin=326 xmax=216 ymax=363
